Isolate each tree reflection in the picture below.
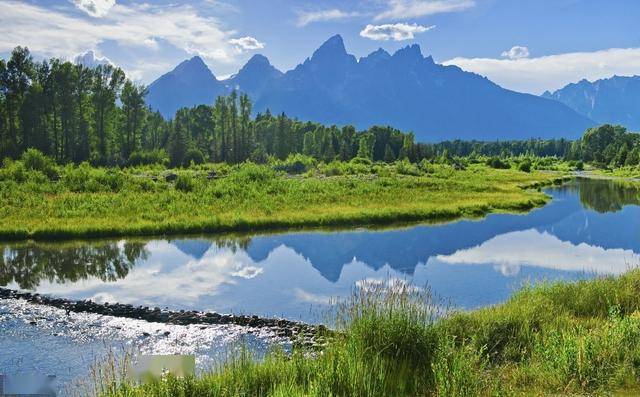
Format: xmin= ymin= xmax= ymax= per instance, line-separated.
xmin=576 ymin=178 xmax=640 ymax=213
xmin=0 ymin=241 xmax=148 ymax=290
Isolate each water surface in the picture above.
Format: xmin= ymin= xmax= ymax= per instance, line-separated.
xmin=2 ymin=177 xmax=640 ymax=392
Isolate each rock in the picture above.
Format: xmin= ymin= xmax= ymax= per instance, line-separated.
xmin=206 ymin=170 xmax=217 ymax=180
xmin=165 ymin=173 xmax=178 ymax=182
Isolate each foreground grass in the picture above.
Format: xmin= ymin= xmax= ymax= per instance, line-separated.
xmin=0 ymin=158 xmax=564 ymax=240
xmin=96 ymin=271 xmax=640 ymax=396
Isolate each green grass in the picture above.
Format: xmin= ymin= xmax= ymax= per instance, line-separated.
xmin=94 ymin=271 xmax=640 ymax=397
xmin=0 ymin=159 xmax=566 ymax=240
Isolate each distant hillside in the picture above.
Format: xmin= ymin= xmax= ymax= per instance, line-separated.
xmin=543 ymin=76 xmax=640 ymax=131
xmin=146 ymin=35 xmax=594 ymax=141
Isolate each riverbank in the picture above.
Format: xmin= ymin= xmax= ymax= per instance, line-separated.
xmin=98 ymin=270 xmax=640 ymax=396
xmin=0 ymin=160 xmax=567 ymax=241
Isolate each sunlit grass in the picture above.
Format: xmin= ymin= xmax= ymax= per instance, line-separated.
xmin=95 ymin=271 xmax=640 ymax=396
xmin=0 ymin=161 xmax=565 ymax=240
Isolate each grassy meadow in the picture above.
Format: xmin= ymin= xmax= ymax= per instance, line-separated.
xmin=0 ymin=151 xmax=567 ymax=240
xmin=94 ymin=270 xmax=640 ymax=396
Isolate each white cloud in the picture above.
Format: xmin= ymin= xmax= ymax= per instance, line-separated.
xmin=360 ymin=23 xmax=434 ymax=41
xmin=375 ymin=0 xmax=475 ymax=21
xmin=444 ymin=47 xmax=640 ymax=94
xmin=74 ymin=50 xmax=113 ymax=67
xmin=437 ymin=229 xmax=639 ymax=276
xmin=501 ymin=45 xmax=529 ymax=60
xmin=72 ymin=0 xmax=115 ymax=18
xmin=0 ymin=0 xmax=255 ymax=73
xmin=229 ymin=36 xmax=265 ymax=51
xmin=296 ymin=9 xmax=360 ymax=27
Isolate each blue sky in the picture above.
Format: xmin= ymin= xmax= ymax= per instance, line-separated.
xmin=2 ymin=0 xmax=640 ymax=93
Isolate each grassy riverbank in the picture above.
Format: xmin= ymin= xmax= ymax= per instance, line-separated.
xmin=0 ymin=155 xmax=565 ymax=240
xmin=96 ymin=271 xmax=640 ymax=396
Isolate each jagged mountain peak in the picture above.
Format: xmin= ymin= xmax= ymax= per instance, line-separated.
xmin=147 ymin=33 xmax=595 ymax=139
xmin=313 ymin=34 xmax=346 ymax=57
xmin=171 ymin=55 xmax=215 ymax=79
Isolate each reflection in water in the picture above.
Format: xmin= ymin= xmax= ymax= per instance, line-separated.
xmin=1 ymin=241 xmax=147 ymax=290
xmin=2 ymin=178 xmax=640 ymax=321
xmin=576 ymin=178 xmax=640 ymax=213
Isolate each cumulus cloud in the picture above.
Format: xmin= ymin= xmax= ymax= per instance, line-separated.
xmin=437 ymin=229 xmax=639 ymax=276
xmin=229 ymin=36 xmax=265 ymax=51
xmin=501 ymin=45 xmax=530 ymax=60
xmin=296 ymin=9 xmax=360 ymax=27
xmin=0 ymin=0 xmax=251 ymax=66
xmin=72 ymin=0 xmax=115 ymax=17
xmin=360 ymin=23 xmax=434 ymax=41
xmin=74 ymin=50 xmax=113 ymax=67
xmin=375 ymin=0 xmax=475 ymax=20
xmin=444 ymin=47 xmax=640 ymax=94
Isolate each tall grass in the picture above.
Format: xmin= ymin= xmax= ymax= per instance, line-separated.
xmin=0 ymin=157 xmax=564 ymax=240
xmin=95 ymin=271 xmax=640 ymax=396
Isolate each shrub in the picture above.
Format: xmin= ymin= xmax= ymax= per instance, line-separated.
xmin=395 ymin=160 xmax=421 ymax=176
xmin=232 ymin=163 xmax=276 ymax=184
xmin=21 ymin=148 xmax=58 ymax=179
xmin=128 ymin=150 xmax=169 ymax=167
xmin=321 ymin=161 xmax=345 ymax=176
xmin=0 ymin=159 xmax=28 ymax=183
xmin=486 ymin=156 xmax=510 ymax=169
xmin=184 ymin=148 xmax=205 ymax=166
xmin=350 ymin=157 xmax=372 ymax=166
xmin=174 ymin=174 xmax=195 ymax=192
xmin=249 ymin=147 xmax=269 ymax=164
xmin=518 ymin=159 xmax=532 ymax=173
xmin=273 ymin=154 xmax=316 ymax=174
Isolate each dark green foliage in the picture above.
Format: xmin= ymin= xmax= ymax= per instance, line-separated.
xmin=273 ymin=154 xmax=316 ymax=174
xmin=486 ymin=156 xmax=510 ymax=169
xmin=127 ymin=150 xmax=168 ymax=166
xmin=518 ymin=159 xmax=532 ymax=173
xmin=2 ymin=47 xmax=638 ymax=174
xmin=184 ymin=147 xmax=205 ymax=166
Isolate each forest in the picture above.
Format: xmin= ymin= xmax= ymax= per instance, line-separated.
xmin=2 ymin=46 xmax=637 ymax=169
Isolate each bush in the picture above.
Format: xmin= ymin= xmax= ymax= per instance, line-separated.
xmin=249 ymin=147 xmax=269 ymax=164
xmin=321 ymin=161 xmax=345 ymax=176
xmin=350 ymin=157 xmax=372 ymax=166
xmin=395 ymin=160 xmax=421 ymax=176
xmin=128 ymin=150 xmax=169 ymax=167
xmin=184 ymin=148 xmax=205 ymax=166
xmin=21 ymin=148 xmax=58 ymax=178
xmin=174 ymin=174 xmax=195 ymax=192
xmin=518 ymin=159 xmax=532 ymax=173
xmin=232 ymin=163 xmax=276 ymax=184
xmin=62 ymin=163 xmax=125 ymax=193
xmin=486 ymin=156 xmax=510 ymax=169
xmin=0 ymin=159 xmax=28 ymax=183
xmin=273 ymin=154 xmax=316 ymax=174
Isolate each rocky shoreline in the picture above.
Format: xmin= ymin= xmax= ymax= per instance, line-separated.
xmin=0 ymin=287 xmax=329 ymax=346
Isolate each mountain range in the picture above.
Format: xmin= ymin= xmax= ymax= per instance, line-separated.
xmin=146 ymin=34 xmax=596 ymax=141
xmin=543 ymin=75 xmax=640 ymax=131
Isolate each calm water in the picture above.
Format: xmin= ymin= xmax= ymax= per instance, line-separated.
xmin=2 ymin=177 xmax=640 ymax=392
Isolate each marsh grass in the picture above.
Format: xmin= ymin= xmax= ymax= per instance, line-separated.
xmin=95 ymin=271 xmax=640 ymax=396
xmin=0 ymin=160 xmax=564 ymax=241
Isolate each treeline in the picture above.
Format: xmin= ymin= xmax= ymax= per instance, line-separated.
xmin=2 ymin=46 xmax=639 ymax=169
